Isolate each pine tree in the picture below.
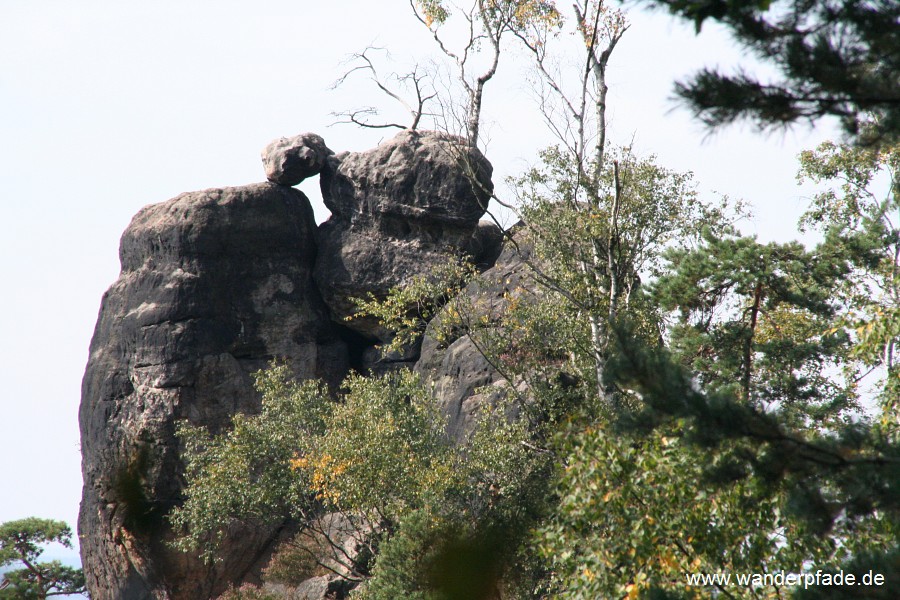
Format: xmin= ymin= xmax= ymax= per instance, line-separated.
xmin=638 ymin=0 xmax=900 ymax=147
xmin=0 ymin=518 xmax=86 ymax=599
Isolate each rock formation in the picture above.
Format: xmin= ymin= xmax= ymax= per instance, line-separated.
xmin=78 ymin=130 xmax=505 ymax=599
xmin=78 ymin=183 xmax=348 ymax=599
xmin=414 ymin=229 xmax=534 ymax=438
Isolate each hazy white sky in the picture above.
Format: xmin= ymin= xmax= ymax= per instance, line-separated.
xmin=0 ymin=1 xmax=838 ymax=559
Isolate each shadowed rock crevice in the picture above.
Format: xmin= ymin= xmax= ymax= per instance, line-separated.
xmin=332 ymin=323 xmax=376 ymax=375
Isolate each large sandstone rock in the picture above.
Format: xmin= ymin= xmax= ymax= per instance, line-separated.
xmin=78 ymin=183 xmax=348 ymax=600
xmin=320 ymin=129 xmax=492 ymax=225
xmin=315 ymin=215 xmax=482 ymax=342
xmin=314 ymin=130 xmax=496 ymax=341
xmin=78 ymin=130 xmax=508 ymax=600
xmin=265 ymin=576 xmax=352 ymax=600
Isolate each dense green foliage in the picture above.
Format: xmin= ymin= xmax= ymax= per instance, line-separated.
xmin=173 ymin=146 xmax=900 ymax=598
xmin=0 ymin=518 xmax=86 ymax=599
xmin=592 ymin=142 xmax=900 ymax=597
xmin=798 ymin=141 xmax=900 ymax=434
xmin=636 ymin=0 xmax=900 ymax=146
xmin=172 ymin=367 xmax=551 ymax=598
xmin=500 ymin=137 xmax=897 ymax=597
xmin=538 ymin=421 xmax=832 ymax=599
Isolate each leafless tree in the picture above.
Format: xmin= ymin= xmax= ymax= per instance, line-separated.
xmin=330 ymin=47 xmax=438 ymax=131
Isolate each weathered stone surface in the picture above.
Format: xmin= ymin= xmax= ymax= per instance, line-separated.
xmin=265 ymin=575 xmax=352 ymax=600
xmin=263 ymin=133 xmax=332 ymax=186
xmin=79 ymin=130 xmax=510 ymax=599
xmin=78 ymin=183 xmax=348 ymax=600
xmin=314 ymin=131 xmax=496 ymax=341
xmin=415 ymin=230 xmax=534 ymax=440
xmin=320 ymin=129 xmax=493 ymax=225
xmin=314 ymin=215 xmax=480 ymax=341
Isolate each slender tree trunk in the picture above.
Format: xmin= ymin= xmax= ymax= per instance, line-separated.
xmin=591 ymin=59 xmax=608 ymax=185
xmin=464 ymin=0 xmax=503 ymax=146
xmin=608 ymin=161 xmax=622 ymax=323
xmin=589 ymin=312 xmax=608 ymax=402
xmin=570 ymin=2 xmax=627 ymax=409
xmin=468 ymin=85 xmax=483 ymax=146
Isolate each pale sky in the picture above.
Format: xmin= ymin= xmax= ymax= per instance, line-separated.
xmin=0 ymin=0 xmax=838 ymax=562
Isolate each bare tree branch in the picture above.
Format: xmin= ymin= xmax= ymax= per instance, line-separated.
xmin=330 ymin=46 xmax=437 ymax=131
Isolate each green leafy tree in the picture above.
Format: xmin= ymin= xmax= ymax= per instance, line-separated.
xmin=511 ymin=145 xmax=742 ymax=380
xmin=0 ymin=518 xmax=86 ymax=599
xmin=505 ymin=19 xmax=900 ymax=583
xmin=490 ymin=42 xmax=898 ymax=591
xmin=494 ymin=0 xmax=744 ymax=411
xmin=172 ymin=366 xmax=549 ymax=598
xmin=498 ymin=186 xmax=870 ymax=598
xmin=636 ymin=0 xmax=900 ymax=146
xmin=562 ymin=145 xmax=900 ymax=596
xmin=653 ymin=231 xmax=856 ymax=422
xmin=604 ymin=322 xmax=900 ymax=597
xmin=169 ymin=368 xmax=330 ymax=563
xmin=537 ymin=419 xmax=848 ymax=599
xmin=596 ymin=224 xmax=900 ymax=596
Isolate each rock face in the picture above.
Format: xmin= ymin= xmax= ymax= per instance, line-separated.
xmin=262 ymin=133 xmax=332 ymax=186
xmin=315 ymin=130 xmax=494 ymax=341
xmin=415 ymin=231 xmax=532 ymax=439
xmin=320 ymin=129 xmax=492 ymax=224
xmin=465 ymin=220 xmax=505 ymax=270
xmin=79 ymin=183 xmax=347 ymax=600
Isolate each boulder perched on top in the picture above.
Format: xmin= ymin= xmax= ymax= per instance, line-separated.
xmin=262 ymin=133 xmax=332 ymax=186
xmin=314 ymin=130 xmax=495 ymax=341
xmin=78 ymin=182 xmax=348 ymax=600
